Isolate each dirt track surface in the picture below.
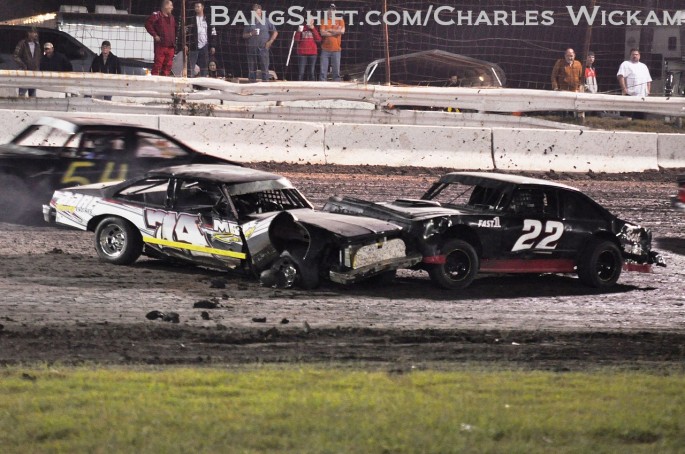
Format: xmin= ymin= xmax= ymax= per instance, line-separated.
xmin=1 ymin=165 xmax=684 ymax=369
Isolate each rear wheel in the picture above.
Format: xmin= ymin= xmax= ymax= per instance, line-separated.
xmin=94 ymin=217 xmax=143 ymax=265
xmin=428 ymin=239 xmax=479 ymax=290
xmin=577 ymin=239 xmax=623 ymax=288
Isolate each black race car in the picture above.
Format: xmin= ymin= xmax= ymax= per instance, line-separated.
xmin=323 ymin=172 xmax=665 ymax=290
xmin=44 ymin=164 xmax=421 ymax=289
xmin=0 ymin=116 xmax=239 ymax=223
xmin=672 ymin=175 xmax=685 ymax=211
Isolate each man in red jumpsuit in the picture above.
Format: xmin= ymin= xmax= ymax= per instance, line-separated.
xmin=145 ymin=0 xmax=177 ymax=76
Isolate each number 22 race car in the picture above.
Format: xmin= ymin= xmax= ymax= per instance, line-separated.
xmin=43 ymin=164 xmax=421 ymax=289
xmin=324 ymin=172 xmax=665 ymax=290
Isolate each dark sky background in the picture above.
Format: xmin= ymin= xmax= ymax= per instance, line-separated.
xmin=2 ymin=1 xmax=681 ymax=90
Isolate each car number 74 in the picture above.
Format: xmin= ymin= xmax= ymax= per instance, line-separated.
xmin=511 ymin=219 xmax=564 ymax=252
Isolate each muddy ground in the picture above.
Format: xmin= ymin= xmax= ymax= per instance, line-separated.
xmin=1 ymin=165 xmax=684 ymax=369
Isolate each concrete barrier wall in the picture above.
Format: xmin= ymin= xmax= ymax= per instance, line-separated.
xmin=492 ymin=128 xmax=659 ymax=172
xmin=0 ymin=110 xmax=159 ymax=143
xmin=657 ymin=134 xmax=685 ymax=169
xmin=325 ymin=123 xmax=493 ymax=169
xmin=0 ymin=108 xmax=680 ymax=171
xmin=157 ymin=116 xmax=326 ymax=164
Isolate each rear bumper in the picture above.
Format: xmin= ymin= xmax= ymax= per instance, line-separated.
xmin=329 ymin=253 xmax=422 ymax=285
xmin=42 ymin=205 xmax=55 ymax=224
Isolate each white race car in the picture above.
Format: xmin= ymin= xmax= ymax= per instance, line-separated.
xmin=43 ymin=164 xmax=420 ymax=288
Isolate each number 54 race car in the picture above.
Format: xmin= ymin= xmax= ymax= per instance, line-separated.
xmin=43 ymin=164 xmax=420 ymax=289
xmin=323 ymin=172 xmax=665 ymax=290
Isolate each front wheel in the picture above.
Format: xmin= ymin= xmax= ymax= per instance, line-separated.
xmin=428 ymin=239 xmax=479 ymax=290
xmin=260 ymin=247 xmax=320 ymax=289
xmin=577 ymin=239 xmax=623 ymax=288
xmin=94 ymin=217 xmax=143 ymax=265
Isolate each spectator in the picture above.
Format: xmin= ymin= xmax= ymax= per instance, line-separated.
xmin=319 ymin=3 xmax=345 ymax=82
xmin=617 ymin=49 xmax=651 ymax=97
xmin=89 ymin=41 xmax=122 ymax=100
xmin=208 ymin=60 xmax=219 ymax=78
xmin=584 ymin=52 xmax=597 ymax=93
xmin=617 ymin=48 xmax=652 ymax=120
xmin=12 ymin=27 xmax=41 ymax=97
xmin=242 ymin=4 xmax=278 ymax=82
xmin=39 ymin=42 xmax=72 ymax=72
xmin=551 ymin=48 xmax=583 ymax=92
xmin=145 ymin=0 xmax=177 ymax=76
xmin=295 ymin=19 xmax=321 ymax=81
xmin=185 ymin=1 xmax=216 ymax=77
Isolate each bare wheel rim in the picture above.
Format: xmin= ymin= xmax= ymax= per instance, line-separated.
xmin=445 ymin=249 xmax=471 ymax=282
xmin=596 ymin=250 xmax=620 ymax=282
xmin=99 ymin=223 xmax=127 ymax=258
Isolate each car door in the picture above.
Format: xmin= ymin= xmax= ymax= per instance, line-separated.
xmin=59 ymin=130 xmax=133 ymax=188
xmin=155 ymin=177 xmax=248 ymax=270
xmin=558 ymin=189 xmax=612 ymax=252
xmin=498 ymin=185 xmax=566 ymax=259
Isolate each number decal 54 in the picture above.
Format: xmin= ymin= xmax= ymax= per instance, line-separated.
xmin=512 ymin=219 xmax=564 ymax=252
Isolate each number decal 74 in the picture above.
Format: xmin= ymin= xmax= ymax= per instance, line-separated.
xmin=511 ymin=219 xmax=564 ymax=252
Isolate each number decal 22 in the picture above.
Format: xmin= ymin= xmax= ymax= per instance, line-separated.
xmin=511 ymin=219 xmax=564 ymax=252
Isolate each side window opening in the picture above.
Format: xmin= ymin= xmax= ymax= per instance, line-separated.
xmin=135 ymin=132 xmax=188 ymax=159
xmin=117 ymin=178 xmax=169 ymax=206
xmin=176 ymin=180 xmax=223 ymax=212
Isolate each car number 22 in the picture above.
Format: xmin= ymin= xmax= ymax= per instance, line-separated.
xmin=511 ymin=219 xmax=564 ymax=252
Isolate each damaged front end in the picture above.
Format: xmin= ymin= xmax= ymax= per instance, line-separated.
xmin=618 ymin=223 xmax=666 ymax=271
xmin=259 ymin=210 xmax=421 ymax=289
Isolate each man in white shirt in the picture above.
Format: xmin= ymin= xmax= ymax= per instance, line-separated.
xmin=185 ymin=1 xmax=216 ymax=77
xmin=617 ymin=49 xmax=651 ymax=97
xmin=617 ymin=48 xmax=652 ymax=119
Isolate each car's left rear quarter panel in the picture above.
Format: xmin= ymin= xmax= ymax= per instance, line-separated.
xmin=52 ymin=190 xmax=144 ymax=231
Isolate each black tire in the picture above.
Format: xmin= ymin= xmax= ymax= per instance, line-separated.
xmin=428 ymin=239 xmax=479 ymax=290
xmin=94 ymin=217 xmax=143 ymax=265
xmin=577 ymin=239 xmax=623 ymax=288
xmin=280 ymin=248 xmax=320 ymax=289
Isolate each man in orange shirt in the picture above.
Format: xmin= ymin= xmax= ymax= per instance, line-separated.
xmin=319 ymin=3 xmax=345 ymax=81
xmin=551 ymin=48 xmax=583 ymax=92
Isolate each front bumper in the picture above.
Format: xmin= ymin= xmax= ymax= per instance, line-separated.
xmin=672 ymin=196 xmax=685 ymax=211
xmin=328 ymin=252 xmax=422 ymax=285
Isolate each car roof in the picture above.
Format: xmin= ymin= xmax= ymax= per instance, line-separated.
xmin=439 ymin=172 xmax=579 ymax=191
xmin=33 ymin=116 xmax=154 ymax=132
xmin=148 ymin=164 xmax=294 ymax=186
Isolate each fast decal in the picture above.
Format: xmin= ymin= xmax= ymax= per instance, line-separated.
xmin=143 ymin=209 xmax=246 ymax=259
xmin=511 ymin=219 xmax=564 ymax=252
xmin=477 ymin=217 xmax=501 ymax=228
xmin=61 ymin=161 xmax=129 ymax=185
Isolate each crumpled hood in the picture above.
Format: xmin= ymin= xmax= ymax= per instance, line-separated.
xmin=283 ymin=208 xmax=402 ymax=238
xmin=324 ymin=196 xmax=472 ymax=223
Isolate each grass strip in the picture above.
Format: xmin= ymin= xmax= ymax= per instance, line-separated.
xmin=1 ymin=365 xmax=683 ymax=453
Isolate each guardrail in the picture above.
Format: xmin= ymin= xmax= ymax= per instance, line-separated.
xmin=1 ymin=70 xmax=684 ymax=116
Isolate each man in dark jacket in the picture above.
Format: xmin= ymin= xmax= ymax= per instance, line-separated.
xmin=89 ymin=41 xmax=122 ymax=100
xmin=145 ymin=0 xmax=177 ymax=76
xmin=39 ymin=42 xmax=73 ymax=72
xmin=12 ymin=27 xmax=41 ymax=97
xmin=185 ymin=1 xmax=216 ymax=77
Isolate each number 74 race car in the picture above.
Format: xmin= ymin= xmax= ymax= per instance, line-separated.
xmin=43 ymin=164 xmax=421 ymax=289
xmin=323 ymin=172 xmax=665 ymax=290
